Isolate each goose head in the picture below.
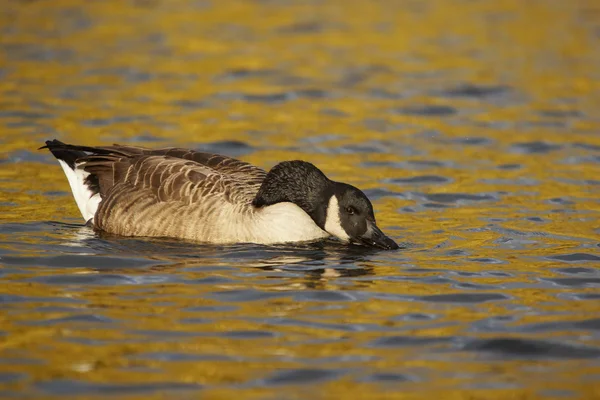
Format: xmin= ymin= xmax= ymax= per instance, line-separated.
xmin=252 ymin=161 xmax=399 ymax=250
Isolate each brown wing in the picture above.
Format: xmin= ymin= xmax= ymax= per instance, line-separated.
xmin=45 ymin=142 xmax=267 ymax=239
xmin=82 ymin=144 xmax=266 ymax=186
xmin=77 ymin=146 xmax=265 ymax=205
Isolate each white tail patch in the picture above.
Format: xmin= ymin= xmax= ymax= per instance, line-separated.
xmin=324 ymin=195 xmax=350 ymax=242
xmin=57 ymin=160 xmax=101 ymax=222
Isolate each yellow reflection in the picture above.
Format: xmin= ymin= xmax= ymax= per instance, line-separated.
xmin=1 ymin=0 xmax=600 ymax=398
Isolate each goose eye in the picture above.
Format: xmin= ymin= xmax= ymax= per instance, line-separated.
xmin=346 ymin=206 xmax=356 ymax=215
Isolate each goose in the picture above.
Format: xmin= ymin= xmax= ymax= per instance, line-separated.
xmin=41 ymin=139 xmax=399 ymax=250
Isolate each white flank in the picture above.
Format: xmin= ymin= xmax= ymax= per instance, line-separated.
xmin=57 ymin=160 xmax=100 ymax=222
xmin=324 ymin=195 xmax=350 ymax=242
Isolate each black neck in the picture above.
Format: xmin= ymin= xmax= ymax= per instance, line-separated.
xmin=252 ymin=161 xmax=333 ymax=228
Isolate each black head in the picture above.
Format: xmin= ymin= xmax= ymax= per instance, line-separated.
xmin=252 ymin=160 xmax=331 ymax=227
xmin=325 ymin=182 xmax=399 ymax=250
xmin=253 ymin=161 xmax=399 ymax=250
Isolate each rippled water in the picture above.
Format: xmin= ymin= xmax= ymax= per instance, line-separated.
xmin=1 ymin=0 xmax=600 ymax=398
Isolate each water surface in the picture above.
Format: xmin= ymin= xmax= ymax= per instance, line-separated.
xmin=1 ymin=0 xmax=600 ymax=398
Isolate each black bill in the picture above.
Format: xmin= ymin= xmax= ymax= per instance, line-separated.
xmin=357 ymin=223 xmax=399 ymax=250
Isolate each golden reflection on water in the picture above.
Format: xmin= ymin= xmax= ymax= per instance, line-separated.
xmin=1 ymin=0 xmax=600 ymax=398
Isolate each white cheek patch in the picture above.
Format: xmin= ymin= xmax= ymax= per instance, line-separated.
xmin=324 ymin=195 xmax=350 ymax=242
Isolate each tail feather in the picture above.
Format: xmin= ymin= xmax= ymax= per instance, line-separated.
xmin=40 ymin=139 xmax=140 ymax=158
xmin=41 ymin=139 xmax=102 ymax=222
xmin=40 ymin=139 xmax=88 ymax=169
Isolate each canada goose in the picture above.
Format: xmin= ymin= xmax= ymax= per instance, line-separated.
xmin=41 ymin=139 xmax=399 ymax=250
